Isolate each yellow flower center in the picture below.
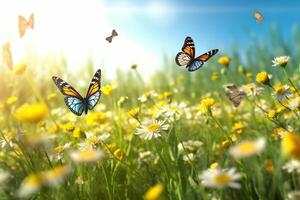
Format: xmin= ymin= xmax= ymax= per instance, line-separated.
xmin=79 ymin=150 xmax=98 ymax=160
xmin=146 ymin=123 xmax=161 ymax=132
xmin=87 ymin=137 xmax=98 ymax=145
xmin=213 ymin=174 xmax=230 ymax=185
xmin=237 ymin=142 xmax=256 ymax=154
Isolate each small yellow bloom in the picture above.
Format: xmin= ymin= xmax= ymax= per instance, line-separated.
xmin=102 ymin=84 xmax=113 ymax=95
xmin=6 ymin=96 xmax=18 ymax=106
xmin=221 ymin=140 xmax=230 ymax=149
xmin=211 ymin=72 xmax=219 ymax=81
xmin=256 ymin=71 xmax=270 ymax=84
xmin=210 ymin=162 xmax=220 ymax=171
xmin=232 ymin=122 xmax=245 ymax=134
xmin=47 ymin=93 xmax=57 ymax=101
xmin=114 ymin=149 xmax=125 ymax=160
xmin=13 ymin=61 xmax=27 ymax=75
xmin=62 ymin=122 xmax=75 ymax=132
xmin=41 ymin=165 xmax=72 ymax=186
xmin=267 ymin=110 xmax=277 ymax=119
xmin=107 ymin=143 xmax=117 ymax=152
xmin=218 ymin=56 xmax=231 ymax=66
xmin=15 ymin=103 xmax=48 ymax=123
xmin=72 ymin=127 xmax=85 ymax=138
xmin=245 ymin=72 xmax=253 ymax=78
xmin=128 ymin=107 xmax=139 ymax=119
xmin=17 ymin=174 xmax=42 ymax=198
xmin=281 ymin=133 xmax=300 ymax=160
xmin=199 ymin=98 xmax=215 ymax=113
xmin=264 ymin=159 xmax=274 ymax=176
xmin=47 ymin=125 xmax=60 ymax=133
xmin=86 ymin=112 xmax=108 ymax=126
xmin=145 ymin=183 xmax=164 ymax=200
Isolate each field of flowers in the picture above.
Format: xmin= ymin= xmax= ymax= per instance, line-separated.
xmin=1 ymin=28 xmax=300 ymax=200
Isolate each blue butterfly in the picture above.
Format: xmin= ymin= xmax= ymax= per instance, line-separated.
xmin=52 ymin=69 xmax=101 ymax=116
xmin=175 ymin=36 xmax=218 ymax=72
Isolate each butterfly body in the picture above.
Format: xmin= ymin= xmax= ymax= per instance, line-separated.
xmin=53 ymin=69 xmax=102 ymax=116
xmin=254 ymin=10 xmax=264 ymax=23
xmin=106 ymin=29 xmax=118 ymax=43
xmin=175 ymin=37 xmax=218 ymax=72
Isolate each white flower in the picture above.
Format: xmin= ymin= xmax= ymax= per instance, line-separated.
xmin=287 ymin=190 xmax=300 ymax=200
xmin=241 ymin=83 xmax=264 ymax=97
xmin=78 ymin=132 xmax=103 ymax=150
xmin=178 ymin=140 xmax=203 ymax=153
xmin=135 ymin=120 xmax=169 ymax=140
xmin=0 ymin=170 xmax=10 ymax=191
xmin=17 ymin=174 xmax=42 ymax=198
xmin=272 ymin=56 xmax=290 ymax=67
xmin=229 ymin=138 xmax=266 ymax=159
xmin=99 ymin=133 xmax=110 ymax=142
xmin=183 ymin=153 xmax=196 ymax=162
xmin=138 ymin=151 xmax=155 ymax=163
xmin=199 ymin=168 xmax=242 ymax=189
xmin=138 ymin=90 xmax=157 ymax=103
xmin=41 ymin=165 xmax=72 ymax=187
xmin=288 ymin=97 xmax=300 ymax=110
xmin=282 ymin=160 xmax=300 ymax=174
xmin=273 ymin=85 xmax=293 ymax=101
xmin=159 ymin=102 xmax=187 ymax=121
xmin=53 ymin=142 xmax=72 ymax=160
xmin=70 ymin=149 xmax=104 ymax=163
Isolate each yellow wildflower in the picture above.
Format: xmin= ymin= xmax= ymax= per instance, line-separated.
xmin=267 ymin=110 xmax=277 ymax=119
xmin=210 ymin=162 xmax=220 ymax=171
xmin=145 ymin=183 xmax=164 ymax=200
xmin=211 ymin=72 xmax=219 ymax=81
xmin=6 ymin=96 xmax=18 ymax=106
xmin=281 ymin=133 xmax=300 ymax=160
xmin=62 ymin=122 xmax=75 ymax=132
xmin=13 ymin=61 xmax=27 ymax=75
xmin=232 ymin=122 xmax=245 ymax=134
xmin=256 ymin=71 xmax=270 ymax=84
xmin=199 ymin=97 xmax=215 ymax=113
xmin=86 ymin=112 xmax=108 ymax=126
xmin=15 ymin=103 xmax=48 ymax=123
xmin=72 ymin=127 xmax=85 ymax=138
xmin=218 ymin=56 xmax=231 ymax=66
xmin=128 ymin=107 xmax=139 ymax=119
xmin=102 ymin=84 xmax=113 ymax=95
xmin=114 ymin=149 xmax=125 ymax=160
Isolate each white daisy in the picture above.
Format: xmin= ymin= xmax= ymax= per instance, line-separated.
xmin=78 ymin=132 xmax=103 ymax=150
xmin=178 ymin=140 xmax=203 ymax=153
xmin=288 ymin=97 xmax=300 ymax=110
xmin=70 ymin=149 xmax=104 ymax=163
xmin=272 ymin=85 xmax=293 ymax=101
xmin=135 ymin=120 xmax=169 ymax=140
xmin=183 ymin=153 xmax=196 ymax=162
xmin=282 ymin=159 xmax=300 ymax=174
xmin=199 ymin=168 xmax=242 ymax=189
xmin=272 ymin=56 xmax=290 ymax=67
xmin=138 ymin=90 xmax=158 ymax=103
xmin=229 ymin=138 xmax=266 ymax=159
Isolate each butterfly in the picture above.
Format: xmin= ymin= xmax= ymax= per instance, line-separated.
xmin=224 ymin=84 xmax=246 ymax=107
xmin=18 ymin=13 xmax=34 ymax=38
xmin=2 ymin=43 xmax=13 ymax=70
xmin=52 ymin=69 xmax=102 ymax=116
xmin=175 ymin=36 xmax=218 ymax=72
xmin=106 ymin=29 xmax=118 ymax=43
xmin=254 ymin=10 xmax=264 ymax=23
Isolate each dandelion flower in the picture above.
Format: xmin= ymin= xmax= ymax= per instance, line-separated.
xmin=199 ymin=168 xmax=242 ymax=189
xmin=272 ymin=56 xmax=290 ymax=67
xmin=144 ymin=183 xmax=164 ymax=200
xmin=232 ymin=122 xmax=245 ymax=134
xmin=135 ymin=120 xmax=169 ymax=140
xmin=199 ymin=97 xmax=215 ymax=113
xmin=267 ymin=110 xmax=277 ymax=119
xmin=128 ymin=107 xmax=139 ymax=119
xmin=229 ymin=138 xmax=266 ymax=159
xmin=17 ymin=174 xmax=42 ymax=198
xmin=70 ymin=149 xmax=104 ymax=163
xmin=102 ymin=84 xmax=113 ymax=95
xmin=114 ymin=149 xmax=125 ymax=160
xmin=86 ymin=112 xmax=108 ymax=126
xmin=256 ymin=71 xmax=271 ymax=84
xmin=15 ymin=103 xmax=48 ymax=123
xmin=281 ymin=133 xmax=300 ymax=160
xmin=218 ymin=56 xmax=231 ymax=67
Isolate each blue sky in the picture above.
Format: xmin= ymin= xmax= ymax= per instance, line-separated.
xmin=103 ymin=0 xmax=300 ymax=57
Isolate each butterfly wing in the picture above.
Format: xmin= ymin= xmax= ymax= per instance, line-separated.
xmin=181 ymin=36 xmax=195 ymax=59
xmin=2 ymin=43 xmax=13 ymax=70
xmin=226 ymin=86 xmax=246 ymax=107
xmin=175 ymin=52 xmax=192 ymax=66
xmin=254 ymin=10 xmax=263 ymax=23
xmin=112 ymin=29 xmax=118 ymax=37
xmin=195 ymin=49 xmax=219 ymax=62
xmin=106 ymin=36 xmax=113 ymax=43
xmin=64 ymin=97 xmax=85 ymax=116
xmin=28 ymin=13 xmax=34 ymax=29
xmin=86 ymin=69 xmax=102 ymax=110
xmin=18 ymin=15 xmax=28 ymax=38
xmin=186 ymin=60 xmax=204 ymax=72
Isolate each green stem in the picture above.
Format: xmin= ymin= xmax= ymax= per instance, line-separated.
xmin=284 ymin=69 xmax=300 ymax=97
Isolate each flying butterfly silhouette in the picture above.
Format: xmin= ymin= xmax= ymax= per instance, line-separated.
xmin=224 ymin=84 xmax=246 ymax=107
xmin=254 ymin=10 xmax=264 ymax=23
xmin=18 ymin=13 xmax=34 ymax=38
xmin=2 ymin=43 xmax=13 ymax=70
xmin=52 ymin=69 xmax=102 ymax=116
xmin=106 ymin=29 xmax=118 ymax=43
xmin=175 ymin=36 xmax=218 ymax=72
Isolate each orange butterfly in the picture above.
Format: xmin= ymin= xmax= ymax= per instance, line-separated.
xmin=18 ymin=13 xmax=34 ymax=38
xmin=2 ymin=43 xmax=13 ymax=70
